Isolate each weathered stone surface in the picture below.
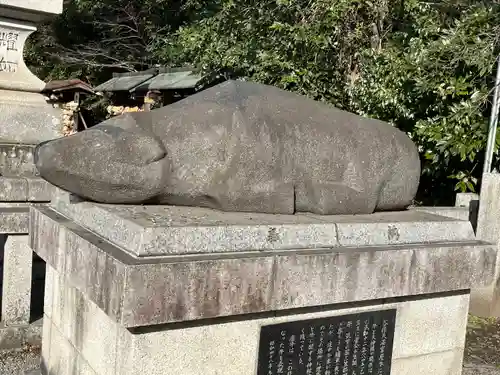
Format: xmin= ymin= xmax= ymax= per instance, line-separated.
xmin=26 ymin=178 xmax=54 ymax=201
xmin=456 ymin=192 xmax=479 ymax=207
xmin=1 ymin=235 xmax=32 ymax=325
xmin=0 ymin=177 xmax=28 ymax=200
xmin=0 ymin=202 xmax=45 ymax=352
xmin=271 ymin=242 xmax=492 ymax=311
xmin=411 ymin=206 xmax=470 ymax=221
xmin=35 ymin=80 xmax=421 ymax=215
xmin=391 ymin=349 xmax=464 ymax=375
xmin=49 ymin=189 xmax=474 ymax=256
xmin=0 ymin=318 xmax=41 ymax=349
xmin=30 ymin=204 xmax=495 ymax=327
xmin=0 ymin=177 xmax=53 ymax=202
xmin=43 ymin=316 xmax=97 ymax=375
xmin=308 ymin=209 xmax=473 ymax=245
xmin=43 ymin=272 xmax=469 ymax=375
xmin=0 ymin=206 xmax=29 ymax=233
xmin=470 ymin=172 xmax=500 ymax=317
xmin=0 ymin=143 xmax=38 ymax=177
xmin=0 ymin=91 xmax=63 ymax=144
xmin=0 ymin=36 xmax=64 ymax=143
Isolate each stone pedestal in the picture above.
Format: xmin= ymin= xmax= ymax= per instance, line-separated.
xmin=455 ymin=193 xmax=479 ymax=208
xmin=0 ymin=173 xmax=54 ymax=349
xmin=0 ymin=203 xmax=39 ymax=348
xmin=0 ymin=0 xmax=63 ymax=348
xmin=29 ymin=189 xmax=495 ymax=375
xmin=470 ymin=173 xmax=500 ymax=317
xmin=410 ymin=192 xmax=479 ymax=224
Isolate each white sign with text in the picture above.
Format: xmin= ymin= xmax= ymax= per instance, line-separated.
xmin=0 ymin=27 xmax=20 ymax=73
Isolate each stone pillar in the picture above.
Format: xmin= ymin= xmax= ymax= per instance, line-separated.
xmin=470 ymin=172 xmax=500 ymax=316
xmin=1 ymin=235 xmax=32 ymax=325
xmin=455 ymin=192 xmax=479 ymax=208
xmin=0 ymin=0 xmax=64 ymax=143
xmin=0 ymin=0 xmax=62 ymax=350
xmin=455 ymin=192 xmax=480 ymax=232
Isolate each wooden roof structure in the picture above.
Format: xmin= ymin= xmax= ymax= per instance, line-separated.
xmin=42 ymin=79 xmax=95 ymax=95
xmin=94 ymin=67 xmax=203 ymax=94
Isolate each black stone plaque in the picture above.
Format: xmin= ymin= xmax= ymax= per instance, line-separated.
xmin=257 ymin=309 xmax=396 ymax=375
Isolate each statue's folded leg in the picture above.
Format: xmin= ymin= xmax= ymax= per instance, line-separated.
xmin=294 ymin=181 xmax=377 ymax=215
xmin=214 ymin=182 xmax=295 ymax=214
xmin=161 ymin=181 xmax=295 ymax=214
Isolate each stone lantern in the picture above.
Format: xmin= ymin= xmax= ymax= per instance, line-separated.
xmin=0 ymin=0 xmax=64 ymax=144
xmin=0 ymin=0 xmax=63 ymax=353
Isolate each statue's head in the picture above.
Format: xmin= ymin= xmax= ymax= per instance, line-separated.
xmin=34 ymin=114 xmax=170 ymax=203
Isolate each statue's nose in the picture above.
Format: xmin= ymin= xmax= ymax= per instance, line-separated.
xmin=34 ymin=140 xmax=52 ymax=165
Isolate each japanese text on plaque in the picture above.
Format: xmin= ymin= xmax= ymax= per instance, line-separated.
xmin=257 ymin=309 xmax=396 ymax=375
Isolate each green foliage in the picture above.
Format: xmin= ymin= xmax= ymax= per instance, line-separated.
xmin=26 ymin=0 xmax=500 ymax=204
xmin=26 ymin=0 xmax=190 ymax=84
xmin=347 ymin=0 xmax=499 ymax=203
xmin=162 ymin=0 xmax=391 ymax=108
xmin=162 ymin=0 xmax=500 ymax=204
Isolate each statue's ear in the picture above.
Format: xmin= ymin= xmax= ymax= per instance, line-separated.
xmin=93 ymin=125 xmax=167 ymax=166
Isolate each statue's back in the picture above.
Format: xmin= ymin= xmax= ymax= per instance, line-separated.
xmin=148 ymin=80 xmax=420 ymax=214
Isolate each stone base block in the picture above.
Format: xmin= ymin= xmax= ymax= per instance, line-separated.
xmin=41 ymin=266 xmax=468 ymax=375
xmin=0 ymin=90 xmax=63 ymax=144
xmin=0 ymin=319 xmax=41 ymax=349
xmin=0 ymin=206 xmax=49 ymax=349
xmin=470 ymin=173 xmax=500 ymax=317
xmin=411 ymin=206 xmax=471 ymax=221
xmin=2 ymin=235 xmax=32 ymax=325
xmin=455 ymin=193 xmax=479 ymax=208
xmin=469 ymin=284 xmax=500 ymax=318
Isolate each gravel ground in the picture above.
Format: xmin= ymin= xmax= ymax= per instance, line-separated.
xmin=0 ymin=346 xmax=41 ymax=375
xmin=463 ymin=315 xmax=500 ymax=375
xmin=463 ymin=365 xmax=500 ymax=375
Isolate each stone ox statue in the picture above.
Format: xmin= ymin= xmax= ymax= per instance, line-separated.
xmin=34 ymin=80 xmax=420 ymax=215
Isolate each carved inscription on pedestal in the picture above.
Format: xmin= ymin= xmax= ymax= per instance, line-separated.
xmin=257 ymin=309 xmax=397 ymax=375
xmin=0 ymin=29 xmax=20 ymax=73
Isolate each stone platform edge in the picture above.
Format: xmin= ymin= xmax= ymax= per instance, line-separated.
xmin=0 ymin=177 xmax=55 ymax=202
xmin=50 ymin=189 xmax=476 ymax=256
xmin=0 ymin=319 xmax=41 ymax=349
xmin=30 ymin=205 xmax=496 ymax=328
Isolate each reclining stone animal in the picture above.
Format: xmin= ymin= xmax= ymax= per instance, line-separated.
xmin=34 ymin=80 xmax=420 ymax=215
